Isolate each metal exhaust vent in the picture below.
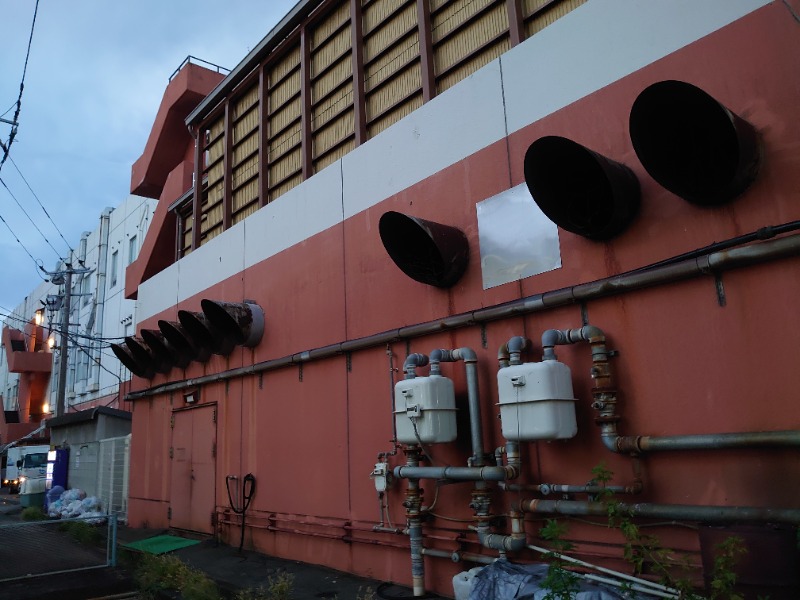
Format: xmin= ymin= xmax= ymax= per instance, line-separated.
xmin=524 ymin=136 xmax=641 ymax=241
xmin=141 ymin=328 xmax=190 ymax=370
xmin=110 ymin=342 xmax=155 ymax=379
xmin=158 ymin=320 xmax=211 ymax=363
xmin=125 ymin=336 xmax=171 ymax=375
xmin=178 ymin=310 xmax=235 ymax=356
xmin=630 ymin=80 xmax=760 ymax=206
xmin=378 ymin=211 xmax=469 ymax=287
xmin=200 ymin=300 xmax=264 ymax=348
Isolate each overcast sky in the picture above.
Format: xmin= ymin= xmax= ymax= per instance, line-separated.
xmin=0 ymin=0 xmax=297 ymax=315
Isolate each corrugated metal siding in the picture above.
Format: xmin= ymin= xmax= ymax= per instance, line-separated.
xmin=432 ymin=0 xmax=508 ymax=92
xmin=179 ymin=208 xmax=193 ymax=258
xmin=311 ymin=3 xmax=354 ymax=173
xmin=201 ymin=115 xmax=226 ymax=247
xmin=268 ymin=49 xmax=302 ymax=201
xmin=363 ymin=0 xmax=421 ymax=137
xmin=183 ymin=0 xmax=581 ymax=253
xmin=232 ymin=82 xmax=260 ymax=222
xmin=523 ymin=0 xmax=586 ymax=36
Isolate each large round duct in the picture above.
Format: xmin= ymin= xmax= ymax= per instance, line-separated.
xmin=378 ymin=211 xmax=469 ymax=287
xmin=125 ymin=336 xmax=170 ymax=375
xmin=110 ymin=342 xmax=155 ymax=379
xmin=200 ymin=300 xmax=264 ymax=348
xmin=141 ymin=328 xmax=191 ymax=370
xmin=158 ymin=319 xmax=211 ymax=363
xmin=524 ymin=136 xmax=641 ymax=241
xmin=178 ymin=310 xmax=235 ymax=356
xmin=630 ymin=80 xmax=760 ymax=206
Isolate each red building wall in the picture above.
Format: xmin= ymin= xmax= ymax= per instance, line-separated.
xmin=126 ymin=2 xmax=800 ymax=596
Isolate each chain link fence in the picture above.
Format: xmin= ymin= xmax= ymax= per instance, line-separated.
xmin=0 ymin=514 xmax=117 ymax=582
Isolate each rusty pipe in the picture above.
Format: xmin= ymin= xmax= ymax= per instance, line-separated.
xmin=520 ymin=499 xmax=800 ymax=524
xmin=126 ymin=232 xmax=800 ymax=399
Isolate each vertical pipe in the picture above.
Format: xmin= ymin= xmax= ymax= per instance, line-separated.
xmin=93 ymin=210 xmax=110 ymax=392
xmin=403 ymin=447 xmax=425 ymax=597
xmin=56 ymin=267 xmax=72 ymax=417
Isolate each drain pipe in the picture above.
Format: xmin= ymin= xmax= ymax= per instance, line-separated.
xmin=520 ymin=499 xmax=800 ymax=525
xmin=432 ymin=348 xmax=486 ymax=467
xmin=541 ymin=327 xmax=800 ymax=454
xmin=402 ymin=446 xmax=426 ymax=597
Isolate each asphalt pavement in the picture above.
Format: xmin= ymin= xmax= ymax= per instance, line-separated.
xmin=0 ymin=488 xmax=448 ymax=599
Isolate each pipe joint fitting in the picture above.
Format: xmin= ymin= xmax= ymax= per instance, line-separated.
xmin=506 ymin=336 xmax=530 ymax=365
xmin=452 ymin=347 xmax=478 ymax=362
xmin=403 ymin=353 xmax=429 ymax=379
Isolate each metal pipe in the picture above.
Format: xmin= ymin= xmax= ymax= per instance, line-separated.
xmin=478 ymin=510 xmax=526 ymax=552
xmin=394 ymin=465 xmax=517 ymax=481
xmin=520 ymin=499 xmax=800 ymax=524
xmin=616 ymin=430 xmax=800 ymax=453
xmin=402 ymin=448 xmax=426 ymax=597
xmin=126 ymin=232 xmax=800 ymax=399
xmin=434 ymin=347 xmax=486 ymax=466
xmin=403 ymin=353 xmax=428 ymax=380
xmin=421 ymin=547 xmax=496 ymax=565
xmin=535 ymin=482 xmax=642 ymax=495
xmin=526 ymin=543 xmax=680 ymax=597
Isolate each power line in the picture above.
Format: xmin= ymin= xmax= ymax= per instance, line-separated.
xmin=8 ymin=155 xmax=75 ymax=257
xmin=0 ymin=176 xmax=65 ymax=261
xmin=0 ymin=0 xmax=40 ymax=175
xmin=0 ymin=209 xmax=46 ymax=277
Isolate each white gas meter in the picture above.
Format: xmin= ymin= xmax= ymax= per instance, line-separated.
xmin=393 ymin=375 xmax=457 ymax=444
xmin=497 ymin=360 xmax=577 ymax=440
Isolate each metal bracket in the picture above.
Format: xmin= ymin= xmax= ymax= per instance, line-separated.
xmin=714 ymin=272 xmax=727 ymax=307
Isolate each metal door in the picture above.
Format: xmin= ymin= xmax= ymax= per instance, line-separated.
xmin=170 ymin=404 xmax=216 ymax=533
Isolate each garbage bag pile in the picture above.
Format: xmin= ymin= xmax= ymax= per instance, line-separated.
xmin=46 ymin=487 xmax=106 ymax=523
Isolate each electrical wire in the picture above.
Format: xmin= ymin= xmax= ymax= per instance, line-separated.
xmin=8 ymin=155 xmax=75 ymax=256
xmin=0 ymin=209 xmax=47 ymax=277
xmin=0 ymin=176 xmax=65 ymax=261
xmin=0 ymin=0 xmax=40 ymax=174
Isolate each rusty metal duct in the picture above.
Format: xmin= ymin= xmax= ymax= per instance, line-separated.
xmin=158 ymin=319 xmax=211 ymax=363
xmin=630 ymin=80 xmax=761 ymax=206
xmin=125 ymin=335 xmax=170 ymax=375
xmin=524 ymin=136 xmax=641 ymax=241
xmin=110 ymin=342 xmax=155 ymax=379
xmin=141 ymin=328 xmax=191 ymax=370
xmin=200 ymin=300 xmax=264 ymax=348
xmin=378 ymin=211 xmax=469 ymax=288
xmin=178 ymin=310 xmax=234 ymax=356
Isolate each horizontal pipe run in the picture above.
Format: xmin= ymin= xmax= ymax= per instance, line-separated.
xmin=394 ymin=465 xmax=518 ymax=481
xmin=521 ymin=499 xmax=800 ymax=524
xmin=126 ymin=232 xmax=800 ymax=400
xmin=527 ymin=544 xmax=678 ymax=596
xmin=421 ymin=547 xmax=496 ymax=565
xmin=628 ymin=430 xmax=800 ymax=452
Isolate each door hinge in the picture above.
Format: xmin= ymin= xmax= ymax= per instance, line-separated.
xmin=170 ymin=415 xmax=175 ymax=429
xmin=169 ymin=447 xmax=174 ymax=459
xmin=211 ymin=442 xmax=216 ymax=458
xmin=212 ymin=408 xmax=217 ymax=423
xmin=168 ymin=506 xmax=172 ymax=521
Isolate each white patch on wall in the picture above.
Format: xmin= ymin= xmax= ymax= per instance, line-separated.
xmin=476 ymin=184 xmax=561 ymax=289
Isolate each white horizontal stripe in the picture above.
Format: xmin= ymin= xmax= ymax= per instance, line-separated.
xmin=135 ymin=0 xmax=767 ymax=321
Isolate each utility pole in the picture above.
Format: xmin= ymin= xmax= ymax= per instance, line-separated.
xmin=44 ymin=262 xmax=92 ymax=417
xmin=55 ymin=268 xmax=72 ymax=418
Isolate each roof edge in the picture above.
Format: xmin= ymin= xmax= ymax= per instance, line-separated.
xmin=185 ymin=0 xmax=318 ymax=127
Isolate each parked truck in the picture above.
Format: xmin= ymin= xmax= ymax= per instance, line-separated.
xmin=3 ymin=445 xmax=49 ymax=495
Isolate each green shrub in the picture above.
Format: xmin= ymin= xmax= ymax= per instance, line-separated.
xmin=136 ymin=553 xmax=220 ymax=600
xmin=58 ymin=519 xmax=103 ymax=545
xmin=20 ymin=506 xmax=47 ymax=521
